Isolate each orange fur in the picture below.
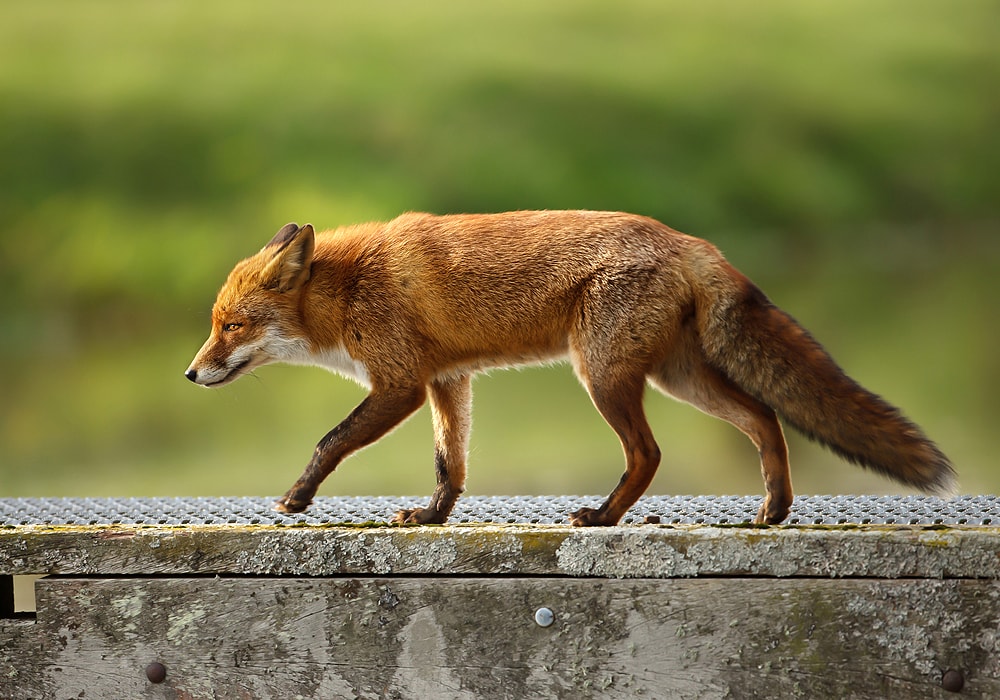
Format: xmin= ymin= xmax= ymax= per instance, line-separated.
xmin=186 ymin=211 xmax=955 ymax=525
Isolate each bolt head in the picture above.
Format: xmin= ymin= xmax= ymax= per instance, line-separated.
xmin=941 ymin=669 xmax=964 ymax=693
xmin=534 ymin=607 xmax=555 ymax=627
xmin=145 ymin=662 xmax=167 ymax=684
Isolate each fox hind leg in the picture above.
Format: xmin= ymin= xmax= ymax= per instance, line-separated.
xmin=651 ymin=355 xmax=793 ymax=525
xmin=393 ymin=374 xmax=472 ymax=525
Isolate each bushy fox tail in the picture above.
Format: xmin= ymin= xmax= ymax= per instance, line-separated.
xmin=699 ymin=273 xmax=956 ymax=496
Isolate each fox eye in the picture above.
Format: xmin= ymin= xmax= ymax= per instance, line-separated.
xmin=222 ymin=322 xmax=243 ymax=332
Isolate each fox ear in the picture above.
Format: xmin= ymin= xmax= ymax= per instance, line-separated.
xmin=261 ymin=223 xmax=315 ymax=292
xmin=265 ymin=222 xmax=303 ymax=251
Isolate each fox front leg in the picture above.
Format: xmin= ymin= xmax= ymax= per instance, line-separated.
xmin=392 ymin=374 xmax=472 ymax=525
xmin=274 ymin=387 xmax=426 ymax=513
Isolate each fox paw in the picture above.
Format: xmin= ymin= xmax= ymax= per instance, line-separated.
xmin=274 ymin=495 xmax=312 ymax=514
xmin=753 ymin=501 xmax=790 ymax=525
xmin=391 ymin=507 xmax=448 ymax=525
xmin=568 ymin=507 xmax=616 ymax=527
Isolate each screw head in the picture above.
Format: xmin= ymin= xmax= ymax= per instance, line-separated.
xmin=941 ymin=669 xmax=964 ymax=693
xmin=145 ymin=662 xmax=167 ymax=684
xmin=534 ymin=607 xmax=555 ymax=627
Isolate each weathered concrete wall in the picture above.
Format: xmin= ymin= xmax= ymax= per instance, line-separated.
xmin=2 ymin=523 xmax=998 ymax=698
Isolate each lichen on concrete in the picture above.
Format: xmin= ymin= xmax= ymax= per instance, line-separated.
xmin=555 ymin=527 xmax=696 ymax=577
xmin=4 ymin=522 xmax=1000 ymax=579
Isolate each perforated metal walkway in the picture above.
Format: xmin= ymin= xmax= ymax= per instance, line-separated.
xmin=2 ymin=495 xmax=998 ymax=527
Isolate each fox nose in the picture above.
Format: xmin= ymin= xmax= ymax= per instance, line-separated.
xmin=184 ymin=369 xmax=198 ymax=383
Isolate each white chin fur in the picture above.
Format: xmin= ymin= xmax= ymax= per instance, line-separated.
xmin=279 ymin=340 xmax=371 ymax=388
xmin=190 ymin=329 xmax=370 ymax=388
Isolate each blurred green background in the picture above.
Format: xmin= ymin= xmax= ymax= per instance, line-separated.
xmin=1 ymin=0 xmax=997 ymax=505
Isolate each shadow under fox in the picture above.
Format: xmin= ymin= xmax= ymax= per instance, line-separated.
xmin=185 ymin=210 xmax=955 ymax=525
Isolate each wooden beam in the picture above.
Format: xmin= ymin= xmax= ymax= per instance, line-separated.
xmin=1 ymin=576 xmax=994 ymax=698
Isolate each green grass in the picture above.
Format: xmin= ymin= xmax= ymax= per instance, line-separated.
xmin=1 ymin=0 xmax=997 ymax=501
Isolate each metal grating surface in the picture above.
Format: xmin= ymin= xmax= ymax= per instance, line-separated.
xmin=1 ymin=495 xmax=999 ymax=527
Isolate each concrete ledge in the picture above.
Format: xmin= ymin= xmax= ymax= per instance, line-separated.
xmin=2 ymin=522 xmax=999 ymax=578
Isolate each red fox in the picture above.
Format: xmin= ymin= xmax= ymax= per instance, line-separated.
xmin=185 ymin=211 xmax=955 ymax=525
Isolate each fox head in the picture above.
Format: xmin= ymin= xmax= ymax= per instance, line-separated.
xmin=185 ymin=223 xmax=315 ymax=387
